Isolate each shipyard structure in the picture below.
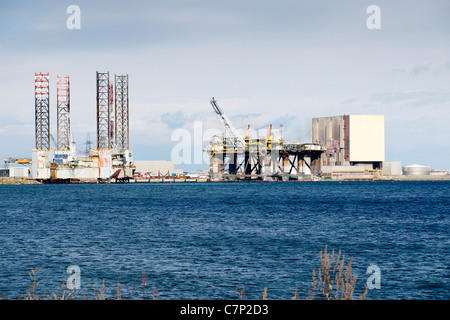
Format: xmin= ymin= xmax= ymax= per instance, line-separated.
xmin=32 ymin=72 xmax=134 ymax=183
xmin=204 ymin=98 xmax=327 ymax=182
xmin=203 ymin=102 xmax=433 ymax=182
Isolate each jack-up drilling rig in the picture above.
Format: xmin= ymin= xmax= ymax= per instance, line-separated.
xmin=31 ymin=72 xmax=134 ymax=183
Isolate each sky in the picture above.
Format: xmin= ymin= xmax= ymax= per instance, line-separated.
xmin=0 ymin=0 xmax=449 ymax=172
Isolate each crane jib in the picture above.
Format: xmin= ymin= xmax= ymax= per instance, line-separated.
xmin=210 ymin=99 xmax=223 ymax=116
xmin=209 ymin=97 xmax=246 ymax=150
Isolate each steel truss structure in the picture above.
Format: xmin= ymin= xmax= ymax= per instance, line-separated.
xmin=205 ymin=98 xmax=326 ymax=181
xmin=35 ymin=72 xmax=50 ymax=150
xmin=56 ymin=75 xmax=70 ymax=150
xmin=115 ymin=74 xmax=129 ymax=150
xmin=207 ymin=140 xmax=325 ymax=181
xmin=109 ymin=83 xmax=114 ymax=148
xmin=96 ymin=72 xmax=110 ymax=149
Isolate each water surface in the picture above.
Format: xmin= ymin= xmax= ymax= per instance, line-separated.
xmin=0 ymin=181 xmax=448 ymax=299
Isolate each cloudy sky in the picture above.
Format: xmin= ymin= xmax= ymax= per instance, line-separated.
xmin=1 ymin=0 xmax=449 ymax=171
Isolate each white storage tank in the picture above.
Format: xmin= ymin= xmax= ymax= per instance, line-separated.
xmin=402 ymin=164 xmax=430 ymax=176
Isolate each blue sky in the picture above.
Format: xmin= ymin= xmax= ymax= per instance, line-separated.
xmin=1 ymin=0 xmax=449 ymax=171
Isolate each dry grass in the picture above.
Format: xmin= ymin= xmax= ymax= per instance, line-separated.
xmin=13 ymin=268 xmax=140 ymax=300
xmin=291 ymin=284 xmax=299 ymax=300
xmin=236 ymin=286 xmax=246 ymax=300
xmin=262 ymin=287 xmax=268 ymax=300
xmin=26 ymin=268 xmax=42 ymax=300
xmin=7 ymin=245 xmax=368 ymax=300
xmin=308 ymin=245 xmax=368 ymax=300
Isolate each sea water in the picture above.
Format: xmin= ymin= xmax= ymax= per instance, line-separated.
xmin=0 ymin=181 xmax=448 ymax=299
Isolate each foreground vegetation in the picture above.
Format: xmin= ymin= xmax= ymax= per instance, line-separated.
xmin=4 ymin=245 xmax=368 ymax=300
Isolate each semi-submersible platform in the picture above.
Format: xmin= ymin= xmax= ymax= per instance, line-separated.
xmin=204 ymin=98 xmax=326 ymax=182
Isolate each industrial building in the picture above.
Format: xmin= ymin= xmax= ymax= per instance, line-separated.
xmin=382 ymin=161 xmax=402 ymax=176
xmin=32 ymin=72 xmax=134 ymax=183
xmin=0 ymin=167 xmax=30 ymax=178
xmin=134 ymin=161 xmax=184 ymax=178
xmin=312 ymin=115 xmax=385 ymax=171
xmin=1 ymin=158 xmax=31 ymax=178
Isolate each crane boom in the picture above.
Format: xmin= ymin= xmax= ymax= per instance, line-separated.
xmin=210 ymin=97 xmax=246 ymax=150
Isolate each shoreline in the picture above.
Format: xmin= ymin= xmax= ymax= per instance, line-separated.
xmin=0 ymin=178 xmax=42 ymax=185
xmin=2 ymin=176 xmax=450 ymax=185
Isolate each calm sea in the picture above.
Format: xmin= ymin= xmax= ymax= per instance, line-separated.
xmin=0 ymin=181 xmax=448 ymax=300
